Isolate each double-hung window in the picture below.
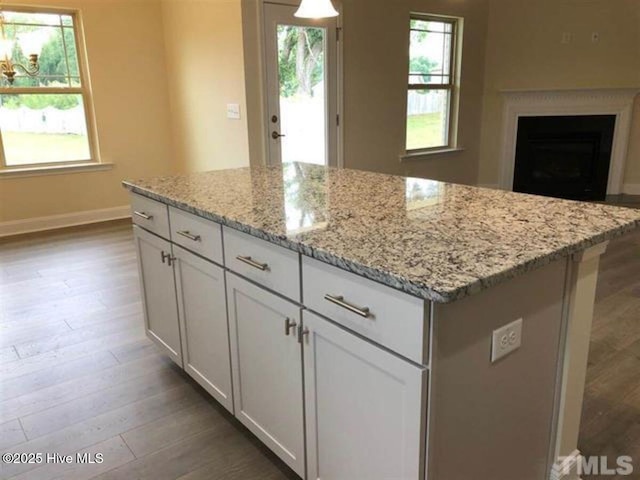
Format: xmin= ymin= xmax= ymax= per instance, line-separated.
xmin=0 ymin=8 xmax=96 ymax=169
xmin=406 ymin=14 xmax=460 ymax=152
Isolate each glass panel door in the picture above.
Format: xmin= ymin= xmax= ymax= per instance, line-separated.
xmin=264 ymin=4 xmax=338 ymax=166
xmin=277 ymin=25 xmax=326 ymax=165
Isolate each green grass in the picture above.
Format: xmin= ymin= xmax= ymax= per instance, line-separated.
xmin=3 ymin=132 xmax=91 ymax=166
xmin=406 ymin=112 xmax=445 ymax=151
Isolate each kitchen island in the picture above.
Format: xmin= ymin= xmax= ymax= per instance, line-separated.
xmin=124 ymin=162 xmax=640 ymax=480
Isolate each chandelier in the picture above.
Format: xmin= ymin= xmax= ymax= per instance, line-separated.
xmin=0 ymin=11 xmax=45 ymax=84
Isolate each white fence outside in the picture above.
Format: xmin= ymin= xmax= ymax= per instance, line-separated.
xmin=407 ymin=90 xmax=445 ymax=116
xmin=0 ymin=106 xmax=87 ymax=135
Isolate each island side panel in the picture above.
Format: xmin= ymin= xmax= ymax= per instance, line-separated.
xmin=550 ymin=242 xmax=608 ymax=480
xmin=427 ymin=259 xmax=567 ymax=480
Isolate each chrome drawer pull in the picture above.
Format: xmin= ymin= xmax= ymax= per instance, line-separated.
xmin=324 ymin=294 xmax=371 ymax=318
xmin=134 ymin=211 xmax=153 ymax=220
xmin=177 ymin=231 xmax=201 ymax=242
xmin=236 ymin=256 xmax=269 ymax=271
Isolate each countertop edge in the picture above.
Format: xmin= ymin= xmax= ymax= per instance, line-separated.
xmin=123 ymin=181 xmax=640 ymax=304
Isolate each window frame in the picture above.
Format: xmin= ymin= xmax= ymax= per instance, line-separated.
xmin=406 ymin=13 xmax=460 ymax=154
xmin=0 ymin=6 xmax=100 ymax=171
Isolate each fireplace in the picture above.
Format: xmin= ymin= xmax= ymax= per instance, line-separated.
xmin=499 ymin=89 xmax=638 ymax=198
xmin=513 ymin=115 xmax=616 ymax=201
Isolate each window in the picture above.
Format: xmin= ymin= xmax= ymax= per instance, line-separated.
xmin=0 ymin=8 xmax=96 ymax=169
xmin=406 ymin=14 xmax=460 ymax=152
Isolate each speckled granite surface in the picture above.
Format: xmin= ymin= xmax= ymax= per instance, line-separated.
xmin=123 ymin=163 xmax=640 ymax=303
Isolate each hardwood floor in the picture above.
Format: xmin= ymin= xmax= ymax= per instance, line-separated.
xmin=0 ymin=221 xmax=297 ymax=480
xmin=0 ymin=217 xmax=638 ymax=479
xmin=579 ymin=213 xmax=640 ymax=480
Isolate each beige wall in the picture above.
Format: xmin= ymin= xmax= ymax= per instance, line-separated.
xmin=242 ymin=0 xmax=490 ymax=183
xmin=342 ymin=0 xmax=489 ymax=185
xmin=0 ymin=0 xmax=175 ymax=224
xmin=478 ymin=0 xmax=640 ymax=187
xmin=162 ymin=0 xmax=250 ymax=173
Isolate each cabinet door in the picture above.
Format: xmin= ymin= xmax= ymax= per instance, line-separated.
xmin=303 ymin=311 xmax=427 ymax=480
xmin=133 ymin=225 xmax=182 ymax=366
xmin=173 ymin=245 xmax=233 ymax=413
xmin=226 ymin=273 xmax=304 ymax=477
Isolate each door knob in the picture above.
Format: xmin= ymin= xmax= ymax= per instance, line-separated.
xmin=271 ymin=131 xmax=285 ymax=140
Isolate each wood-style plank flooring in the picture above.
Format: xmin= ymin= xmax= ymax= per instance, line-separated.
xmin=0 ymin=216 xmax=638 ymax=479
xmin=579 ymin=206 xmax=640 ymax=480
xmin=0 ymin=221 xmax=297 ymax=480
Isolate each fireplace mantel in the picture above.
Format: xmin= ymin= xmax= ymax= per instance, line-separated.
xmin=499 ymin=88 xmax=639 ymax=195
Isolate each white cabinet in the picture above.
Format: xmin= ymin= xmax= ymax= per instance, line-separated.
xmin=131 ymin=196 xmax=430 ymax=480
xmin=224 ymin=227 xmax=301 ymax=302
xmin=226 ymin=273 xmax=305 ymax=477
xmin=303 ymin=256 xmax=428 ymax=364
xmin=133 ymin=226 xmax=233 ymax=413
xmin=303 ymin=311 xmax=427 ymax=480
xmin=173 ymin=245 xmax=233 ymax=413
xmin=133 ymin=225 xmax=182 ymax=366
xmin=130 ymin=193 xmax=170 ymax=238
xmin=169 ymin=207 xmax=224 ymax=264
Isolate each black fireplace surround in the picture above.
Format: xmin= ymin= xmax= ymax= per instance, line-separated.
xmin=513 ymin=115 xmax=616 ymax=201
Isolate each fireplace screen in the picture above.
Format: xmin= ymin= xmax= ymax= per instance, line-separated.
xmin=513 ymin=115 xmax=615 ymax=201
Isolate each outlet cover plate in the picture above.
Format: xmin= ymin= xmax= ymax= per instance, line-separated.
xmin=491 ymin=318 xmax=523 ymax=363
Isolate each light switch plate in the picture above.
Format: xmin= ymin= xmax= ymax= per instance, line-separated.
xmin=227 ymin=103 xmax=241 ymax=120
xmin=491 ymin=318 xmax=523 ymax=363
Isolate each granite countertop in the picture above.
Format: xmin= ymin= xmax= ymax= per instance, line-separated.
xmin=123 ymin=162 xmax=640 ymax=303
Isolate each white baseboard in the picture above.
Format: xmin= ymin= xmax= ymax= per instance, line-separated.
xmin=0 ymin=206 xmax=130 ymax=238
xmin=550 ymin=450 xmax=583 ymax=480
xmin=622 ymin=183 xmax=640 ymax=195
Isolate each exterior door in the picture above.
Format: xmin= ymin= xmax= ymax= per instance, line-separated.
xmin=173 ymin=245 xmax=233 ymax=413
xmin=264 ymin=2 xmax=338 ymax=166
xmin=226 ymin=272 xmax=305 ymax=477
xmin=303 ymin=310 xmax=427 ymax=480
xmin=133 ymin=225 xmax=182 ymax=366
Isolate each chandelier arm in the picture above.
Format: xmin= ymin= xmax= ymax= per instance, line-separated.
xmin=13 ymin=62 xmax=40 ymax=76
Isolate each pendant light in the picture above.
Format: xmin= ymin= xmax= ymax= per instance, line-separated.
xmin=294 ymin=0 xmax=339 ymax=19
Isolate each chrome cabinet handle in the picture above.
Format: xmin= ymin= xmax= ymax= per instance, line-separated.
xmin=298 ymin=325 xmax=309 ymax=344
xmin=134 ymin=211 xmax=153 ymax=220
xmin=177 ymin=231 xmax=201 ymax=242
xmin=324 ymin=294 xmax=371 ymax=318
xmin=236 ymin=256 xmax=269 ymax=272
xmin=161 ymin=251 xmax=176 ymax=266
xmin=285 ymin=318 xmax=297 ymax=336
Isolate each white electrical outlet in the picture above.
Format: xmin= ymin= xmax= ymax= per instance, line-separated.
xmin=491 ymin=318 xmax=523 ymax=363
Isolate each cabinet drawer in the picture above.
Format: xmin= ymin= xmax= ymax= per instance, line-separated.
xmin=302 ymin=256 xmax=428 ymax=364
xmin=130 ymin=193 xmax=170 ymax=239
xmin=224 ymin=227 xmax=300 ymax=302
xmin=169 ymin=207 xmax=223 ymax=265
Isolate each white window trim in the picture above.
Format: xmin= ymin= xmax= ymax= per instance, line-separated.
xmin=405 ymin=13 xmax=462 ymax=155
xmin=0 ymin=6 xmax=102 ymax=174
